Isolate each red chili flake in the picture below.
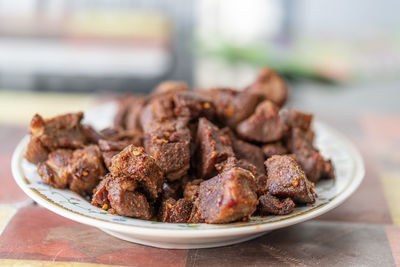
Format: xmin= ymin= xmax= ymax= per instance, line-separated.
xmin=225 ymin=107 xmax=234 ymax=117
xmin=219 ymin=136 xmax=228 ymax=143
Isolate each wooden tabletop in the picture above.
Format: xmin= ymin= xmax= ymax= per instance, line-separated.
xmin=0 ymin=85 xmax=399 ymax=267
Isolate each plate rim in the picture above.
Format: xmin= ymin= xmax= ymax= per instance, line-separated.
xmin=11 ymin=121 xmax=365 ymax=238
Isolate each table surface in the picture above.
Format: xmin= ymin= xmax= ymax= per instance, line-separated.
xmin=0 ymin=82 xmax=399 ymax=267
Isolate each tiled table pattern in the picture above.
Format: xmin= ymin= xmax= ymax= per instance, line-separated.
xmin=0 ymin=94 xmax=399 ymax=266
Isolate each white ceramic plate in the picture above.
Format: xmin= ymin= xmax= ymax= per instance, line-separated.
xmin=12 ymin=103 xmax=365 ymax=249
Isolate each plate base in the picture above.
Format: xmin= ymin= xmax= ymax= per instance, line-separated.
xmin=100 ymin=228 xmax=269 ymax=249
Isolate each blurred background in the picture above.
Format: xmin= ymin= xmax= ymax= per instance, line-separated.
xmin=0 ymin=0 xmax=399 ymax=124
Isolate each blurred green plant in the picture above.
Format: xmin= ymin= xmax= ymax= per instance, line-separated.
xmin=199 ymin=41 xmax=338 ymax=84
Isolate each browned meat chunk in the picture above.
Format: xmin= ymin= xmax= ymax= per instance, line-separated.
xmin=25 ymin=112 xmax=92 ymax=163
xmin=98 ymin=138 xmax=131 ymax=169
xmin=262 ymin=142 xmax=288 ymax=158
xmin=98 ymin=139 xmax=131 ymax=152
xmin=24 ymin=136 xmax=49 ymax=164
xmin=114 ymin=95 xmax=146 ymax=131
xmin=38 ymin=145 xmax=105 ymax=196
xmin=245 ymin=67 xmax=289 ymax=107
xmin=30 ymin=113 xmax=88 ymax=150
xmin=81 ymin=125 xmax=103 ymax=144
xmin=99 ymin=128 xmax=142 ymax=147
xmin=280 ymin=108 xmax=313 ymax=130
xmin=183 ymin=179 xmax=203 ymax=202
xmin=38 ymin=149 xmax=71 ymax=189
xmin=173 ymin=91 xmax=216 ymax=122
xmin=106 ymin=175 xmax=153 ymax=219
xmin=91 ymin=176 xmax=110 ymax=208
xmin=236 ymin=100 xmax=287 ymax=143
xmin=265 ymin=155 xmax=316 ymax=204
xmin=140 ymin=95 xmax=175 ymax=132
xmin=125 ymin=98 xmax=146 ymax=131
xmin=143 ymin=120 xmax=191 ymax=181
xmin=215 ymin=157 xmax=267 ymax=196
xmin=109 ymin=145 xmax=164 ymax=201
xmin=152 ymin=81 xmax=188 ymax=95
xmin=294 ymin=148 xmax=335 ymax=182
xmin=159 ymin=198 xmax=193 ymax=223
xmin=205 ymin=88 xmax=259 ymax=129
xmin=196 ymin=118 xmax=235 ymax=179
xmin=114 ymin=96 xmax=131 ymax=129
xmin=194 ymin=167 xmax=258 ymax=224
xmin=257 ymin=192 xmax=295 ymax=215
xmin=286 ymin=127 xmax=315 ymax=152
xmin=287 ymin=127 xmax=334 ymax=182
xmin=92 ymin=173 xmax=153 ymax=219
xmin=232 ymin=138 xmax=265 ymax=175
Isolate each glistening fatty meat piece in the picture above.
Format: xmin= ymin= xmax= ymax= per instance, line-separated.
xmin=265 ymin=155 xmax=316 ymax=204
xmin=236 ymin=100 xmax=288 ymax=143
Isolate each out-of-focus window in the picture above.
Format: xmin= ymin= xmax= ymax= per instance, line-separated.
xmin=0 ymin=0 xmax=194 ymax=92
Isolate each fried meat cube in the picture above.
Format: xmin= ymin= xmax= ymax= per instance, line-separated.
xmin=245 ymin=67 xmax=289 ymax=107
xmin=195 ymin=118 xmax=234 ymax=179
xmin=262 ymin=142 xmax=288 ymax=159
xmin=173 ymin=91 xmax=216 ymax=122
xmin=38 ymin=145 xmax=105 ymax=195
xmin=143 ymin=120 xmax=191 ymax=181
xmin=193 ymin=167 xmax=258 ymax=224
xmin=109 ymin=145 xmax=164 ymax=201
xmin=158 ymin=198 xmax=193 ymax=223
xmin=257 ymin=192 xmax=295 ymax=215
xmin=265 ymin=155 xmax=316 ymax=204
xmin=236 ymin=100 xmax=287 ymax=143
xmin=25 ymin=112 xmax=90 ymax=163
xmin=205 ymin=88 xmax=259 ymax=129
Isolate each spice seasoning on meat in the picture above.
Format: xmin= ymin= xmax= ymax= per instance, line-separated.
xmin=27 ymin=66 xmax=335 ymax=224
